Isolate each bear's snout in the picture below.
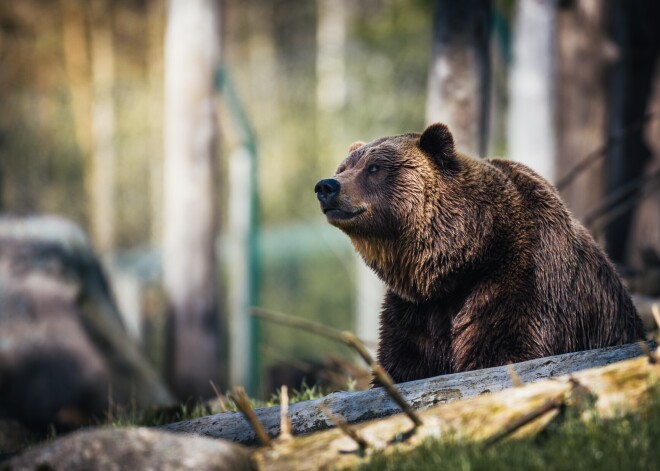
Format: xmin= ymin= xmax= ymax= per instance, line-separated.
xmin=315 ymin=178 xmax=340 ymax=205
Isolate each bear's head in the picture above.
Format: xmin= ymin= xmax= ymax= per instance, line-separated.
xmin=315 ymin=123 xmax=495 ymax=301
xmin=315 ymin=122 xmax=458 ymax=234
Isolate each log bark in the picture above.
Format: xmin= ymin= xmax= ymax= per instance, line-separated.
xmin=162 ymin=342 xmax=653 ymax=445
xmin=254 ymin=346 xmax=660 ymax=471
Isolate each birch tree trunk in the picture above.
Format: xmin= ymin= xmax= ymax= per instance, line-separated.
xmin=315 ymin=0 xmax=383 ymax=357
xmin=508 ymin=0 xmax=556 ymax=182
xmin=163 ymin=0 xmax=225 ymax=400
xmin=426 ymin=0 xmax=491 ymax=157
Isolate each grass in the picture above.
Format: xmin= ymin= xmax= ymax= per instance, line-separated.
xmin=3 ymin=380 xmax=329 ymax=456
xmin=104 ymin=380 xmax=329 ymax=428
xmin=357 ymin=387 xmax=660 ymax=471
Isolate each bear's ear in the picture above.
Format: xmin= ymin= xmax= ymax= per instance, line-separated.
xmin=348 ymin=141 xmax=365 ymax=153
xmin=419 ymin=123 xmax=456 ymax=165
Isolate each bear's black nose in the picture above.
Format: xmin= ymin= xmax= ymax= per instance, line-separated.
xmin=315 ymin=178 xmax=340 ymax=204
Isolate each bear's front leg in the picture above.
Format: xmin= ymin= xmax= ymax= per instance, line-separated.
xmin=376 ymin=290 xmax=454 ymax=383
xmin=450 ymin=296 xmax=549 ymax=373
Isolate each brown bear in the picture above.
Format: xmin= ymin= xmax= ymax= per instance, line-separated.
xmin=314 ymin=122 xmax=645 ymax=383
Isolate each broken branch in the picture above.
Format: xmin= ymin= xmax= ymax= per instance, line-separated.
xmin=230 ymin=387 xmax=271 ymax=447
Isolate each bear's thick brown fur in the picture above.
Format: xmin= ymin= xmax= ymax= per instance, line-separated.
xmin=315 ymin=123 xmax=645 ymax=383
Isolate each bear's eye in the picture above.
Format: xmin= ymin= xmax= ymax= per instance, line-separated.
xmin=367 ymin=164 xmax=380 ymax=174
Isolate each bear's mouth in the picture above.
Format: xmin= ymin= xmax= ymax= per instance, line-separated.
xmin=323 ymin=207 xmax=366 ymax=221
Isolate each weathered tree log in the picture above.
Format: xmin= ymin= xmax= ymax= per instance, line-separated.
xmin=163 ymin=342 xmax=654 ymax=444
xmin=254 ymin=348 xmax=660 ymax=471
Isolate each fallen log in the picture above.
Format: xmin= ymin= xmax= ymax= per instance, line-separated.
xmin=163 ymin=341 xmax=654 ymax=444
xmin=254 ymin=348 xmax=660 ymax=471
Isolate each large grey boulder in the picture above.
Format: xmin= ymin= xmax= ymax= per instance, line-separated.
xmin=3 ymin=427 xmax=253 ymax=471
xmin=0 ymin=216 xmax=173 ymax=433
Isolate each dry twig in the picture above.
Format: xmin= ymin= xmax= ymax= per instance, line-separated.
xmin=279 ymin=386 xmax=292 ymax=441
xmin=637 ymin=341 xmax=658 ymax=365
xmin=508 ymin=363 xmax=523 ymax=387
xmin=252 ymin=308 xmax=423 ymax=428
xmin=484 ymin=394 xmax=564 ymax=446
xmin=209 ymin=380 xmax=228 ymax=412
xmin=260 ymin=345 xmax=349 ymax=389
xmin=556 ymin=110 xmax=659 ymax=191
xmin=371 ymin=364 xmax=423 ymax=428
xmin=587 ymin=170 xmax=660 ymax=235
xmin=652 ymin=304 xmax=660 ymax=332
xmin=319 ymin=405 xmax=371 ymax=452
xmin=252 ymin=307 xmax=350 ymax=344
xmin=230 ymin=386 xmax=272 ymax=447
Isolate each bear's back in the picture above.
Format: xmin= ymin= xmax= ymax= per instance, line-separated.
xmin=485 ymin=158 xmax=643 ymax=350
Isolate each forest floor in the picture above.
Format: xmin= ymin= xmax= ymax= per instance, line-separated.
xmin=101 ymin=369 xmax=660 ymax=471
xmin=8 ymin=378 xmax=659 ymax=470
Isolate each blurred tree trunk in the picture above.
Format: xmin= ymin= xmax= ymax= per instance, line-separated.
xmin=426 ymin=0 xmax=491 ymax=157
xmin=89 ymin=0 xmax=116 ymax=253
xmin=163 ymin=0 xmax=225 ymax=400
xmin=315 ymin=0 xmax=347 ymax=160
xmin=626 ymin=64 xmax=660 ymax=271
xmin=246 ymin=2 xmax=283 ymax=206
xmin=60 ymin=0 xmax=92 ymax=157
xmin=316 ymin=0 xmax=347 ymax=114
xmin=605 ymin=0 xmax=660 ymax=265
xmin=508 ymin=0 xmax=556 ymax=182
xmin=555 ymin=0 xmax=610 ymax=226
xmin=315 ymin=0 xmax=384 ymax=356
xmin=147 ymin=0 xmax=165 ymax=246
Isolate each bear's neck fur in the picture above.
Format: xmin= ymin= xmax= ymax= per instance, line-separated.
xmin=351 ymin=154 xmax=529 ymax=304
xmin=350 ymin=156 xmax=525 ymax=304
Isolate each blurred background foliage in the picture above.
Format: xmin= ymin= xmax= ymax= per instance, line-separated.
xmin=0 ymin=0 xmax=440 ymax=396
